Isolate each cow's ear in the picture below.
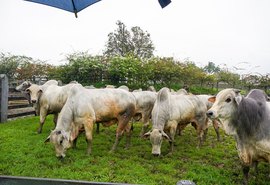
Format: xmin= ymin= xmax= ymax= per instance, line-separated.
xmin=162 ymin=131 xmax=172 ymax=142
xmin=38 ymin=89 xmax=43 ymax=94
xmin=208 ymin=96 xmax=216 ymax=103
xmin=234 ymin=89 xmax=241 ymax=95
xmin=44 ymin=135 xmax=50 ymax=143
xmin=37 ymin=89 xmax=43 ymax=99
xmin=234 ymin=95 xmax=242 ymax=105
xmin=25 ymin=88 xmax=30 ymax=93
xmin=143 ymin=131 xmax=151 ymax=139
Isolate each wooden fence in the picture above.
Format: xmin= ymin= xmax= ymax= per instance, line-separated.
xmin=0 ymin=74 xmax=35 ymax=123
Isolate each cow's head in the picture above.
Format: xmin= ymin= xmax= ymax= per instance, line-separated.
xmin=15 ymin=81 xmax=32 ymax=92
xmin=45 ymin=130 xmax=72 ymax=158
xmin=25 ymin=84 xmax=43 ymax=104
xmin=206 ymin=88 xmax=241 ymax=135
xmin=144 ymin=128 xmax=171 ymax=156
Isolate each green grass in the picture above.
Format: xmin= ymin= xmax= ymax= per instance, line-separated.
xmin=0 ymin=116 xmax=269 ymax=185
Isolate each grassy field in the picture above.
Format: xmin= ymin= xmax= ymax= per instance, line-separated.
xmin=0 ymin=116 xmax=269 ymax=185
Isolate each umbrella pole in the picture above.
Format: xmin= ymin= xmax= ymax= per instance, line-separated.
xmin=71 ymin=0 xmax=78 ymax=18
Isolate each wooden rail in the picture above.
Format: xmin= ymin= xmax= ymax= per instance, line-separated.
xmin=0 ymin=75 xmax=36 ymax=123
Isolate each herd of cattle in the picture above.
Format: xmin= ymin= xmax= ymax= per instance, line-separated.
xmin=15 ymin=80 xmax=270 ymax=185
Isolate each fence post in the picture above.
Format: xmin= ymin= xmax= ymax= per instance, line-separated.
xmin=0 ymin=74 xmax=8 ymax=123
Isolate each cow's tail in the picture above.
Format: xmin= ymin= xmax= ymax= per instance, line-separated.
xmin=152 ymin=87 xmax=171 ymax=128
xmin=158 ymin=87 xmax=170 ymax=102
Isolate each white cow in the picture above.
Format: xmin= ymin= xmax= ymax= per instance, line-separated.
xmin=206 ymin=88 xmax=270 ymax=185
xmin=144 ymin=87 xmax=208 ymax=156
xmin=26 ymin=83 xmax=78 ymax=133
xmin=172 ymin=89 xmax=221 ymax=141
xmin=197 ymin=94 xmax=221 ymax=141
xmin=15 ymin=80 xmax=59 ymax=106
xmin=15 ymin=79 xmax=59 ymax=92
xmin=46 ymin=84 xmax=136 ymax=158
xmin=131 ymin=91 xmax=157 ymax=136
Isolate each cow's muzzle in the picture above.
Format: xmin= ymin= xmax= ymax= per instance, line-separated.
xmin=152 ymin=153 xmax=160 ymax=157
xmin=57 ymin=155 xmax=65 ymax=161
xmin=206 ymin=110 xmax=214 ymax=117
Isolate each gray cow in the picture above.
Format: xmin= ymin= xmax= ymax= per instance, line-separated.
xmin=206 ymin=88 xmax=270 ymax=185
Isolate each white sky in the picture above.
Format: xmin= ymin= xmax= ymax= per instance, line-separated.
xmin=1 ymin=0 xmax=270 ymax=76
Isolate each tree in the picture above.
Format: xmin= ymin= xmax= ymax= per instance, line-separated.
xmin=181 ymin=60 xmax=206 ymax=87
xmin=17 ymin=60 xmax=53 ymax=81
xmin=57 ymin=52 xmax=106 ymax=85
xmin=215 ymin=69 xmax=240 ymax=89
xmin=258 ymin=74 xmax=270 ymax=92
xmin=143 ymin=57 xmax=182 ymax=89
xmin=203 ymin=61 xmax=220 ymax=74
xmin=104 ymin=20 xmax=155 ymax=59
xmin=108 ymin=56 xmax=141 ymax=86
xmin=0 ymin=52 xmax=54 ymax=81
xmin=0 ymin=52 xmax=22 ymax=79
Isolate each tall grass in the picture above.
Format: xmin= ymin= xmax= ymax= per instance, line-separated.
xmin=0 ymin=116 xmax=269 ymax=185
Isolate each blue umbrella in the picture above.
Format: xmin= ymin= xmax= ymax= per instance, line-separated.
xmin=159 ymin=0 xmax=171 ymax=8
xmin=24 ymin=0 xmax=171 ymax=18
xmin=24 ymin=0 xmax=101 ymax=18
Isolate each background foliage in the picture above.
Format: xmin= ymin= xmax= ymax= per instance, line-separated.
xmin=1 ymin=51 xmax=269 ymax=94
xmin=1 ymin=20 xmax=269 ymax=92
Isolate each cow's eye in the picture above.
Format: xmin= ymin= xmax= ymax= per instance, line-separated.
xmin=225 ymin=98 xmax=231 ymax=103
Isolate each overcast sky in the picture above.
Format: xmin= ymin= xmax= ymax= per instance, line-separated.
xmin=1 ymin=0 xmax=270 ymax=76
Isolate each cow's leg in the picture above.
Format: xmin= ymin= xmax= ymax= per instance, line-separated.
xmin=242 ymin=165 xmax=250 ymax=185
xmin=53 ymin=113 xmax=58 ymax=128
xmin=111 ymin=114 xmax=134 ymax=152
xmin=83 ymin=117 xmax=94 ymax=155
xmin=252 ymin=161 xmax=259 ymax=180
xmin=38 ymin=108 xmax=47 ymax=134
xmin=191 ymin=121 xmax=203 ymax=147
xmin=191 ymin=122 xmax=197 ymax=130
xmin=96 ymin=123 xmax=100 ymax=134
xmin=124 ymin=122 xmax=132 ymax=149
xmin=212 ymin=119 xmax=221 ymax=141
xmin=203 ymin=128 xmax=208 ymax=142
xmin=168 ymin=121 xmax=177 ymax=154
xmin=140 ymin=115 xmax=150 ymax=137
xmin=176 ymin=124 xmax=182 ymax=136
xmin=196 ymin=125 xmax=205 ymax=148
xmin=177 ymin=124 xmax=188 ymax=136
xmin=268 ymin=164 xmax=270 ymax=180
xmin=201 ymin=117 xmax=210 ymax=142
xmin=70 ymin=123 xmax=80 ymax=149
xmin=196 ymin=116 xmax=209 ymax=147
xmin=111 ymin=105 xmax=135 ymax=152
xmin=72 ymin=137 xmax=78 ymax=149
xmin=111 ymin=120 xmax=126 ymax=152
